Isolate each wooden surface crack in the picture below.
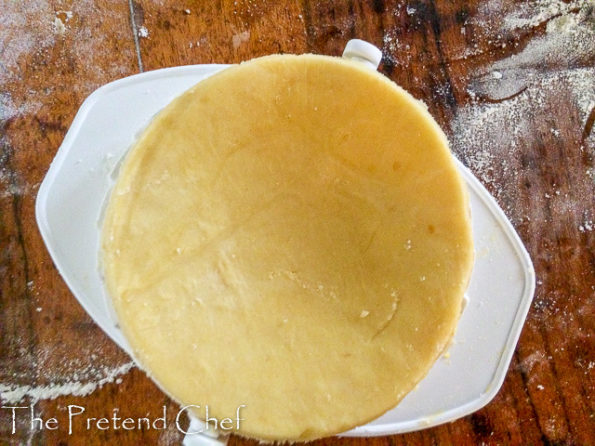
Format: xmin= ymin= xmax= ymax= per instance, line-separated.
xmin=581 ymin=105 xmax=595 ymax=146
xmin=128 ymin=0 xmax=144 ymax=72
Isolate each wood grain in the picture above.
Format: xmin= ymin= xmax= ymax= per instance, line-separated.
xmin=1 ymin=0 xmax=594 ymax=444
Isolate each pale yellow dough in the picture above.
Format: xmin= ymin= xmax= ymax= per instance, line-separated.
xmin=102 ymin=54 xmax=473 ymax=441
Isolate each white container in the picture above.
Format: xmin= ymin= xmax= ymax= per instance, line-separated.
xmin=35 ymin=41 xmax=535 ymax=440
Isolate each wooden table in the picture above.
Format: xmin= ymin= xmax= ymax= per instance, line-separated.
xmin=1 ymin=1 xmax=593 ymax=444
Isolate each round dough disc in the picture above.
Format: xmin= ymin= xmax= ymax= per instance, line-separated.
xmin=102 ymin=54 xmax=474 ymax=441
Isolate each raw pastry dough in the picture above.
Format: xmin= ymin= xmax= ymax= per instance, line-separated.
xmin=102 ymin=54 xmax=473 ymax=441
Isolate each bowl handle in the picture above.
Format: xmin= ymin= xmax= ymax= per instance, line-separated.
xmin=342 ymin=39 xmax=383 ymax=70
xmin=182 ymin=415 xmax=228 ymax=446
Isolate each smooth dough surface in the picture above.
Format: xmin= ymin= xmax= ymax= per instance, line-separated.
xmin=102 ymin=54 xmax=474 ymax=441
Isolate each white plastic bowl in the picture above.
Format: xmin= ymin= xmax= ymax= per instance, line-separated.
xmin=35 ymin=41 xmax=535 ymax=439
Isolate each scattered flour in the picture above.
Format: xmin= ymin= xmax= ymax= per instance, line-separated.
xmin=578 ymin=220 xmax=593 ymax=232
xmin=452 ymin=68 xmax=594 ymax=185
xmin=138 ymin=25 xmax=149 ymax=38
xmin=502 ymin=0 xmax=588 ymax=31
xmin=57 ymin=10 xmax=73 ymax=21
xmin=482 ymin=8 xmax=594 ymax=98
xmin=0 ymin=3 xmax=54 ymax=84
xmin=52 ymin=16 xmax=66 ymax=35
xmin=53 ymin=10 xmax=73 ymax=35
xmin=406 ymin=5 xmax=417 ymax=16
xmin=1 ymin=0 xmax=138 ymax=406
xmin=450 ymin=0 xmax=595 ymax=215
xmin=382 ymin=27 xmax=412 ymax=67
xmin=232 ymin=30 xmax=250 ymax=49
xmin=0 ymin=362 xmax=134 ymax=404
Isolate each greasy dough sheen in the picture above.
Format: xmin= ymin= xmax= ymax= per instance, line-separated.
xmin=102 ymin=54 xmax=474 ymax=442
